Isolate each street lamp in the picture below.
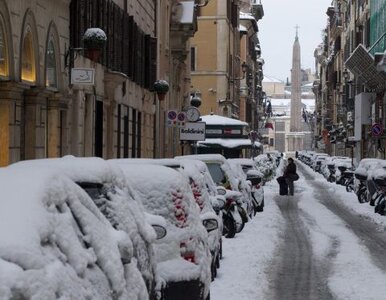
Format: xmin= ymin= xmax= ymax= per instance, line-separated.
xmin=153 ymin=80 xmax=169 ymax=101
xmin=230 ymin=62 xmax=249 ymax=82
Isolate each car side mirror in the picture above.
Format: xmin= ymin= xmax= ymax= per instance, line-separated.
xmin=216 ymin=186 xmax=226 ymax=196
xmin=247 ymin=176 xmax=261 ymax=185
xmin=152 ymin=224 xmax=167 ymax=240
xmin=202 ymin=218 xmax=218 ymax=233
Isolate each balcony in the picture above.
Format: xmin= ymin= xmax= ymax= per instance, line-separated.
xmin=251 ymin=0 xmax=264 ymax=21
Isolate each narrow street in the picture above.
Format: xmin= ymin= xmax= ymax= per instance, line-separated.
xmin=268 ymin=161 xmax=386 ymax=300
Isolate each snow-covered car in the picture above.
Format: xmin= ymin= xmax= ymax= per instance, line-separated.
xmin=176 ymin=158 xmax=223 ymax=281
xmin=111 ymin=157 xmax=223 ymax=282
xmin=254 ymin=154 xmax=277 ymax=183
xmin=10 ymin=157 xmax=161 ymax=299
xmin=311 ymin=154 xmax=329 ymax=172
xmin=115 ymin=163 xmax=214 ymax=300
xmin=227 ymin=158 xmax=264 ymax=213
xmin=175 ymin=154 xmax=243 ymax=193
xmin=0 ymin=165 xmax=143 ymax=299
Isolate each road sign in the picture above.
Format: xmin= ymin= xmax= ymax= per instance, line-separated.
xmin=371 ymin=123 xmax=384 ymax=137
xmin=167 ymin=110 xmax=186 ymax=127
xmin=180 ymin=122 xmax=206 ymax=141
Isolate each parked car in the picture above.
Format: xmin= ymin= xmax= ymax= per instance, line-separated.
xmin=175 ymin=154 xmax=249 ymax=228
xmin=112 ymin=157 xmax=223 ymax=282
xmin=254 ymin=154 xmax=277 ymax=183
xmin=10 ymin=156 xmax=162 ymax=299
xmin=311 ymin=154 xmax=329 ymax=172
xmin=177 ymin=159 xmax=223 ymax=281
xmin=114 ymin=163 xmax=214 ymax=300
xmin=1 ymin=165 xmax=145 ymax=299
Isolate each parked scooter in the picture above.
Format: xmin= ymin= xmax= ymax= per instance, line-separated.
xmin=326 ymin=163 xmax=336 ymax=183
xmin=343 ymin=170 xmax=355 ymax=193
xmin=354 ymin=171 xmax=368 ymax=203
xmin=216 ymin=187 xmax=245 ymax=238
xmin=372 ymin=175 xmax=386 ymax=215
xmin=246 ymin=170 xmax=264 ymax=214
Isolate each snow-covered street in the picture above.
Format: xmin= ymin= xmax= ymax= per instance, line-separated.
xmin=212 ymin=160 xmax=386 ymax=300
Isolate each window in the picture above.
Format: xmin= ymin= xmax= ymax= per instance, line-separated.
xmin=0 ymin=18 xmax=8 ymax=77
xmin=21 ymin=28 xmax=36 ymax=83
xmin=191 ymin=47 xmax=196 ymax=71
xmin=45 ymin=39 xmax=57 ymax=88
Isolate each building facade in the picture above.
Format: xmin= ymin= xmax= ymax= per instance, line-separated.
xmin=189 ymin=0 xmax=264 ymax=127
xmin=314 ymin=0 xmax=386 ymax=163
xmin=0 ymin=0 xmax=203 ymax=166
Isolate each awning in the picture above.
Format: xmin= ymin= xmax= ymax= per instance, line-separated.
xmin=345 ymin=44 xmax=386 ymax=91
xmin=197 ymin=138 xmax=262 ymax=149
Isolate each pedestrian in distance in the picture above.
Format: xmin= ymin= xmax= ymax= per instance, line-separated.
xmin=284 ymin=157 xmax=298 ymax=196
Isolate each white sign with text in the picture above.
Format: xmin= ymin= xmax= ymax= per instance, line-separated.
xmin=180 ymin=122 xmax=206 ymax=141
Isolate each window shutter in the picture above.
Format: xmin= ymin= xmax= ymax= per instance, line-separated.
xmin=122 ymin=14 xmax=130 ymax=75
xmin=128 ymin=17 xmax=135 ymax=79
xmin=149 ymin=37 xmax=157 ymax=91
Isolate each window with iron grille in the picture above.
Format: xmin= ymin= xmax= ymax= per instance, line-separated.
xmin=69 ymin=0 xmax=157 ymax=90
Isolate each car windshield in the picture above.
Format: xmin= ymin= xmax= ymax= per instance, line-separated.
xmin=77 ymin=182 xmax=119 ymax=229
xmin=206 ymin=162 xmax=226 ymax=185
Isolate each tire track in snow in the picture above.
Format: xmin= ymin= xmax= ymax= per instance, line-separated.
xmin=269 ymin=193 xmax=334 ymax=300
xmin=299 ymin=162 xmax=386 ymax=272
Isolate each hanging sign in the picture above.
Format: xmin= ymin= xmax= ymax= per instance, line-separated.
xmin=71 ymin=68 xmax=95 ymax=85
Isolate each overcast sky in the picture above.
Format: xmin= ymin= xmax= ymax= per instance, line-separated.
xmin=258 ymin=0 xmax=332 ymax=82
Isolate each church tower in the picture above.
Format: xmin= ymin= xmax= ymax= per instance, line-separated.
xmin=290 ymin=28 xmax=302 ymax=132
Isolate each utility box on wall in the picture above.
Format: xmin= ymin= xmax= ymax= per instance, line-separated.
xmin=354 ymin=93 xmax=374 ymax=140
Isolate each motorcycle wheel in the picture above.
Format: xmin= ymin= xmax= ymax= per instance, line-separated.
xmin=375 ymin=198 xmax=386 ymax=215
xmin=357 ymin=189 xmax=368 ymax=204
xmin=346 ymin=181 xmax=354 ymax=193
xmin=222 ymin=214 xmax=236 ymax=238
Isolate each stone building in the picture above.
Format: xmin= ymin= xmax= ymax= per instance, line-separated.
xmin=0 ymin=0 xmax=70 ymax=166
xmin=0 ymin=0 xmax=201 ymax=166
xmin=189 ymin=0 xmax=264 ymax=126
xmin=314 ymin=0 xmax=386 ymax=162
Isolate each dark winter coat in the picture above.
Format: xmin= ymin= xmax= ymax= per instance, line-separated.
xmin=284 ymin=161 xmax=297 ymax=176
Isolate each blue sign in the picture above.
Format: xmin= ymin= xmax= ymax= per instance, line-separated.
xmin=371 ymin=123 xmax=384 ymax=137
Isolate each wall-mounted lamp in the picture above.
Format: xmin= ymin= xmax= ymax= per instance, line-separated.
xmin=195 ymin=0 xmax=209 ymax=7
xmin=153 ymin=80 xmax=169 ymax=101
xmin=190 ymin=91 xmax=202 ymax=107
xmin=64 ymin=28 xmax=107 ymax=85
xmin=230 ymin=62 xmax=249 ymax=82
xmin=342 ymin=68 xmax=351 ymax=83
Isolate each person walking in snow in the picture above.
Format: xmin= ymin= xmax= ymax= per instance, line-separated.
xmin=284 ymin=157 xmax=297 ymax=196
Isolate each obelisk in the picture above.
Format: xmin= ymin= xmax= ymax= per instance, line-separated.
xmin=290 ymin=27 xmax=302 ymax=132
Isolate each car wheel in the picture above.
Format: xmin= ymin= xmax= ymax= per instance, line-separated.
xmin=211 ymin=262 xmax=217 ymax=281
xmin=215 ymin=254 xmax=220 ymax=269
xmin=219 ymin=239 xmax=223 ymax=259
xmin=256 ymin=198 xmax=264 ymax=212
xmin=206 ymin=292 xmax=210 ymax=300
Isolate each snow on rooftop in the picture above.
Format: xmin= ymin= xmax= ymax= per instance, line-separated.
xmin=239 ymin=12 xmax=255 ymax=20
xmin=239 ymin=24 xmax=247 ymax=32
xmin=201 ymin=114 xmax=248 ymax=126
xmin=263 ymin=75 xmax=284 ymax=83
xmin=198 ymin=138 xmax=262 ymax=149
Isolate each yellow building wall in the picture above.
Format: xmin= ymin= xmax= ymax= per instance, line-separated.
xmin=0 ymin=103 xmax=9 ymax=166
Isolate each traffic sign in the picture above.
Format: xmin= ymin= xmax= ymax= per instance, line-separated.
xmin=167 ymin=110 xmax=187 ymax=127
xmin=371 ymin=123 xmax=384 ymax=137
